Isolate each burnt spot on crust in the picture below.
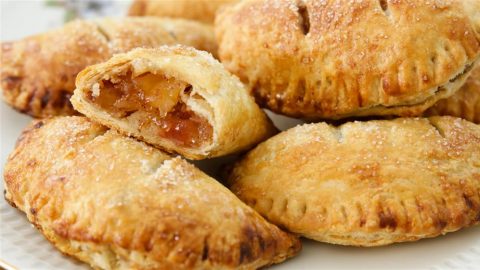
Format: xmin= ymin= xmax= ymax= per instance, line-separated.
xmin=275 ymin=94 xmax=284 ymax=111
xmin=381 ymin=76 xmax=401 ymax=96
xmin=2 ymin=76 xmax=22 ymax=90
xmin=239 ymin=242 xmax=253 ymax=264
xmin=201 ymin=237 xmax=209 ymax=261
xmin=52 ymin=90 xmax=73 ymax=109
xmin=60 ymin=74 xmax=69 ymax=83
xmin=184 ymin=85 xmax=193 ymax=95
xmin=359 ymin=218 xmax=366 ymax=227
xmin=297 ymin=1 xmax=310 ymax=35
xmin=4 ymin=190 xmax=18 ymax=209
xmin=33 ymin=121 xmax=44 ymax=129
xmin=463 ymin=194 xmax=474 ymax=209
xmin=123 ymin=110 xmax=135 ymax=118
xmin=5 ymin=197 xmax=18 ymax=209
xmin=237 ymin=220 xmax=286 ymax=265
xmin=378 ymin=211 xmax=397 ymax=229
xmin=18 ymin=87 xmax=77 ymax=117
xmin=30 ymin=207 xmax=37 ymax=215
xmin=239 ymin=225 xmax=256 ymax=264
xmin=434 ymin=219 xmax=447 ymax=230
xmin=250 ymin=80 xmax=265 ymax=104
xmin=296 ymin=79 xmax=306 ymax=104
xmin=23 ymin=88 xmax=37 ymax=114
xmin=40 ymin=90 xmax=51 ymax=109
xmin=257 ymin=232 xmax=266 ymax=252
xmin=379 ymin=0 xmax=388 ymax=12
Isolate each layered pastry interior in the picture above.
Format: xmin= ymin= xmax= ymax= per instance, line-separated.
xmin=86 ymin=70 xmax=213 ymax=148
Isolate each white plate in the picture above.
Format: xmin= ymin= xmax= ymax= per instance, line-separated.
xmin=1 ymin=1 xmax=480 ymax=269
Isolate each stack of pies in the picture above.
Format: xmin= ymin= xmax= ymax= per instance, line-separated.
xmin=1 ymin=17 xmax=217 ymax=118
xmin=1 ymin=0 xmax=480 ymax=269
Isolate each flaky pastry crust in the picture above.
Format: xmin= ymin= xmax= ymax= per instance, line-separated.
xmin=71 ymin=46 xmax=276 ymax=160
xmin=3 ymin=116 xmax=300 ymax=270
xmin=0 ymin=17 xmax=216 ymax=118
xmin=425 ymin=64 xmax=480 ymax=123
xmin=228 ymin=117 xmax=480 ymax=246
xmin=216 ymin=0 xmax=480 ymax=119
xmin=129 ymin=0 xmax=237 ymax=24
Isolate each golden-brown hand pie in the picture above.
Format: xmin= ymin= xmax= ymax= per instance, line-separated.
xmin=0 ymin=17 xmax=216 ymax=118
xmin=3 ymin=116 xmax=300 ymax=270
xmin=227 ymin=117 xmax=480 ymax=246
xmin=71 ymin=46 xmax=276 ymax=160
xmin=129 ymin=0 xmax=237 ymax=24
xmin=425 ymin=64 xmax=480 ymax=123
xmin=215 ymin=0 xmax=480 ymax=119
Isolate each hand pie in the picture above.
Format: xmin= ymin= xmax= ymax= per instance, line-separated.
xmin=227 ymin=117 xmax=480 ymax=246
xmin=216 ymin=0 xmax=480 ymax=119
xmin=71 ymin=46 xmax=276 ymax=160
xmin=129 ymin=0 xmax=237 ymax=24
xmin=425 ymin=64 xmax=480 ymax=123
xmin=3 ymin=116 xmax=300 ymax=270
xmin=0 ymin=17 xmax=216 ymax=118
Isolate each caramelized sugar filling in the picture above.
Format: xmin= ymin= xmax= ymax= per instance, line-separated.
xmin=88 ymin=72 xmax=212 ymax=148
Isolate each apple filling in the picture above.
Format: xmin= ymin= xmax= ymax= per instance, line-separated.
xmin=87 ymin=72 xmax=212 ymax=148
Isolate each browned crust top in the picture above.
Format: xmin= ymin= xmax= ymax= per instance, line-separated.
xmin=1 ymin=18 xmax=216 ymax=118
xmin=228 ymin=116 xmax=480 ymax=246
xmin=3 ymin=116 xmax=300 ymax=269
xmin=216 ymin=0 xmax=480 ymax=119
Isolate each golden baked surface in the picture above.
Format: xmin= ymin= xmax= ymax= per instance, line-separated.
xmin=426 ymin=64 xmax=480 ymax=123
xmin=129 ymin=0 xmax=236 ymax=24
xmin=72 ymin=46 xmax=276 ymax=160
xmin=3 ymin=116 xmax=300 ymax=270
xmin=216 ymin=0 xmax=480 ymax=119
xmin=0 ymin=17 xmax=216 ymax=118
xmin=228 ymin=117 xmax=480 ymax=246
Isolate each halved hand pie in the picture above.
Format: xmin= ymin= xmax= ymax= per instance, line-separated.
xmin=227 ymin=117 xmax=480 ymax=246
xmin=0 ymin=17 xmax=216 ymax=118
xmin=129 ymin=0 xmax=236 ymax=24
xmin=426 ymin=64 xmax=480 ymax=123
xmin=216 ymin=0 xmax=480 ymax=119
xmin=3 ymin=116 xmax=300 ymax=270
xmin=71 ymin=46 xmax=276 ymax=159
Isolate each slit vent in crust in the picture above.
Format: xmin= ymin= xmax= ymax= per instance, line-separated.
xmin=297 ymin=1 xmax=310 ymax=35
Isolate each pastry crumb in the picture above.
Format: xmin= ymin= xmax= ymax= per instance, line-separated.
xmin=91 ymin=83 xmax=100 ymax=97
